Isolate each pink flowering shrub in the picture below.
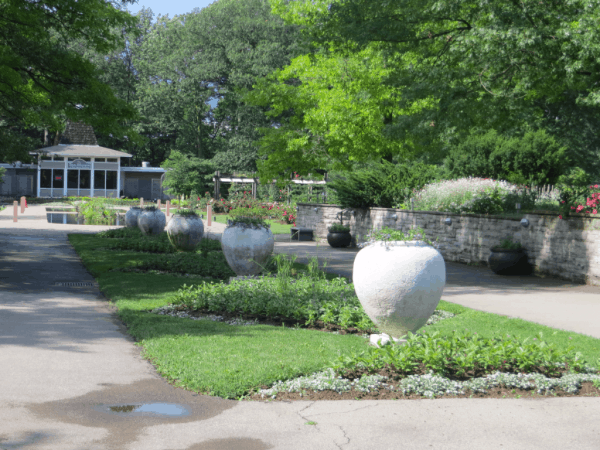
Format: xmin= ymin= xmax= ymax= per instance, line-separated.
xmin=569 ymin=185 xmax=600 ymax=215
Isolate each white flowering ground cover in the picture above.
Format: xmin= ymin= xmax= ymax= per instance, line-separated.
xmin=255 ymin=368 xmax=600 ymax=400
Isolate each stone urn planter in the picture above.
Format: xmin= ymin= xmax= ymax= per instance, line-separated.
xmin=326 ymin=224 xmax=352 ymax=248
xmin=327 ymin=231 xmax=352 ymax=248
xmin=166 ymin=213 xmax=204 ymax=251
xmin=125 ymin=206 xmax=143 ymax=228
xmin=488 ymin=247 xmax=530 ymax=275
xmin=221 ymin=222 xmax=274 ymax=276
xmin=353 ymin=241 xmax=446 ymax=338
xmin=137 ymin=207 xmax=166 ymax=236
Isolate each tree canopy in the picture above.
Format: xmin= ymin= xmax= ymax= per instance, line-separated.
xmin=0 ymin=0 xmax=141 ymax=162
xmin=259 ymin=0 xmax=600 ymax=176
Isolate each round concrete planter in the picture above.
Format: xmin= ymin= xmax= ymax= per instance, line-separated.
xmin=221 ymin=224 xmax=274 ymax=276
xmin=125 ymin=207 xmax=143 ymax=228
xmin=166 ymin=214 xmax=204 ymax=251
xmin=488 ymin=247 xmax=530 ymax=275
xmin=353 ymin=241 xmax=446 ymax=338
xmin=137 ymin=208 xmax=166 ymax=236
xmin=327 ymin=231 xmax=352 ymax=248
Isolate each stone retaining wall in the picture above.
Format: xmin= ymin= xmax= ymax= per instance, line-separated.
xmin=296 ymin=203 xmax=600 ymax=285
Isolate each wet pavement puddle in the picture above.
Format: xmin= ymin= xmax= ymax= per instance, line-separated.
xmin=94 ymin=402 xmax=191 ymax=417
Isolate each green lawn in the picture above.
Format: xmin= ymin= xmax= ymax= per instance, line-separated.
xmin=69 ymin=233 xmax=363 ymax=398
xmin=68 ymin=231 xmax=600 ymax=399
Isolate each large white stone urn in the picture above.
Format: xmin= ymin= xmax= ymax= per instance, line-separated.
xmin=221 ymin=223 xmax=274 ymax=276
xmin=352 ymin=241 xmax=446 ymax=338
xmin=166 ymin=214 xmax=204 ymax=251
xmin=137 ymin=207 xmax=166 ymax=236
xmin=125 ymin=206 xmax=143 ymax=228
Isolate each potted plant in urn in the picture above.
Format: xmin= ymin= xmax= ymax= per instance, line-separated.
xmin=166 ymin=208 xmax=204 ymax=252
xmin=488 ymin=238 xmax=531 ymax=275
xmin=352 ymin=227 xmax=445 ymax=342
xmin=125 ymin=206 xmax=143 ymax=228
xmin=221 ymin=213 xmax=274 ymax=276
xmin=327 ymin=222 xmax=352 ymax=248
xmin=137 ymin=206 xmax=166 ymax=236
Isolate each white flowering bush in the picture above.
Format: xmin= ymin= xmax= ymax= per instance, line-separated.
xmin=411 ymin=177 xmax=563 ymax=214
xmin=412 ymin=177 xmax=521 ymax=213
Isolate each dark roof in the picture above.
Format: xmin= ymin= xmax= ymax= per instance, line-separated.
xmin=59 ymin=121 xmax=98 ymax=145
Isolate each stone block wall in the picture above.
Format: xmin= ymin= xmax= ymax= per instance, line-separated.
xmin=296 ymin=203 xmax=600 ymax=285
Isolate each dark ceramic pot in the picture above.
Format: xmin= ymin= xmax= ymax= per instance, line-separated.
xmin=327 ymin=231 xmax=352 ymax=248
xmin=488 ymin=247 xmax=530 ymax=275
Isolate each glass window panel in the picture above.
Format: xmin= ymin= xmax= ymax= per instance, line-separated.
xmin=94 ymin=170 xmax=105 ymax=189
xmin=41 ymin=169 xmax=52 ymax=188
xmin=80 ymin=158 xmax=91 ymax=162
xmin=106 ymin=171 xmax=117 ymax=189
xmin=53 ymin=169 xmax=64 ymax=189
xmin=67 ymin=170 xmax=78 ymax=188
xmin=79 ymin=170 xmax=90 ymax=189
xmin=41 ymin=155 xmax=53 ymax=161
xmin=106 ymin=158 xmax=117 ymax=163
xmin=94 ymin=158 xmax=106 ymax=163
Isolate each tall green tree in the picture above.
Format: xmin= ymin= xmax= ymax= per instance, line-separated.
xmin=267 ymin=0 xmax=600 ymax=177
xmin=0 ymin=0 xmax=140 ymax=162
xmin=240 ymin=41 xmax=438 ymax=182
xmin=160 ymin=150 xmax=214 ymax=197
xmin=134 ymin=0 xmax=310 ymax=172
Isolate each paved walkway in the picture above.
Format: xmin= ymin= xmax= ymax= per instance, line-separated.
xmin=1 ymin=203 xmax=599 ymax=449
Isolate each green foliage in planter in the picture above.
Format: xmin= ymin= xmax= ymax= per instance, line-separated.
xmin=174 ymin=208 xmax=200 ymax=217
xmin=328 ymin=223 xmax=350 ymax=233
xmin=496 ymin=238 xmax=523 ymax=250
xmin=334 ymin=330 xmax=591 ymax=380
xmin=228 ymin=205 xmax=270 ymax=220
xmin=226 ymin=212 xmax=270 ymax=229
xmin=142 ymin=206 xmax=159 ymax=212
xmin=361 ymin=226 xmax=436 ymax=248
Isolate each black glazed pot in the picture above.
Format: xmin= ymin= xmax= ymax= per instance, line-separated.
xmin=327 ymin=231 xmax=352 ymax=248
xmin=488 ymin=247 xmax=531 ymax=275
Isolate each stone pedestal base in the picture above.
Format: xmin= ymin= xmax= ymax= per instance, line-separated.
xmin=369 ymin=333 xmax=407 ymax=348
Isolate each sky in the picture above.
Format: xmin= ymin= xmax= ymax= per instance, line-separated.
xmin=126 ymin=0 xmax=217 ymax=18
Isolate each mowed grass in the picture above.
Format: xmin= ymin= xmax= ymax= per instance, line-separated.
xmin=69 ymin=232 xmax=600 ymax=399
xmin=69 ymin=233 xmax=366 ymax=399
xmin=435 ymin=300 xmax=600 ymax=364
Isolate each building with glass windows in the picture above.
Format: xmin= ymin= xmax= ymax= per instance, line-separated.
xmin=0 ymin=122 xmax=171 ymax=200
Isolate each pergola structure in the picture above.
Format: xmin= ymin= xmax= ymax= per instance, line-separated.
xmin=33 ymin=121 xmax=132 ymax=198
xmin=212 ymin=171 xmax=328 ymax=202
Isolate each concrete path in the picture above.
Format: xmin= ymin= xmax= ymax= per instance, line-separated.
xmin=1 ymin=204 xmax=599 ymax=449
